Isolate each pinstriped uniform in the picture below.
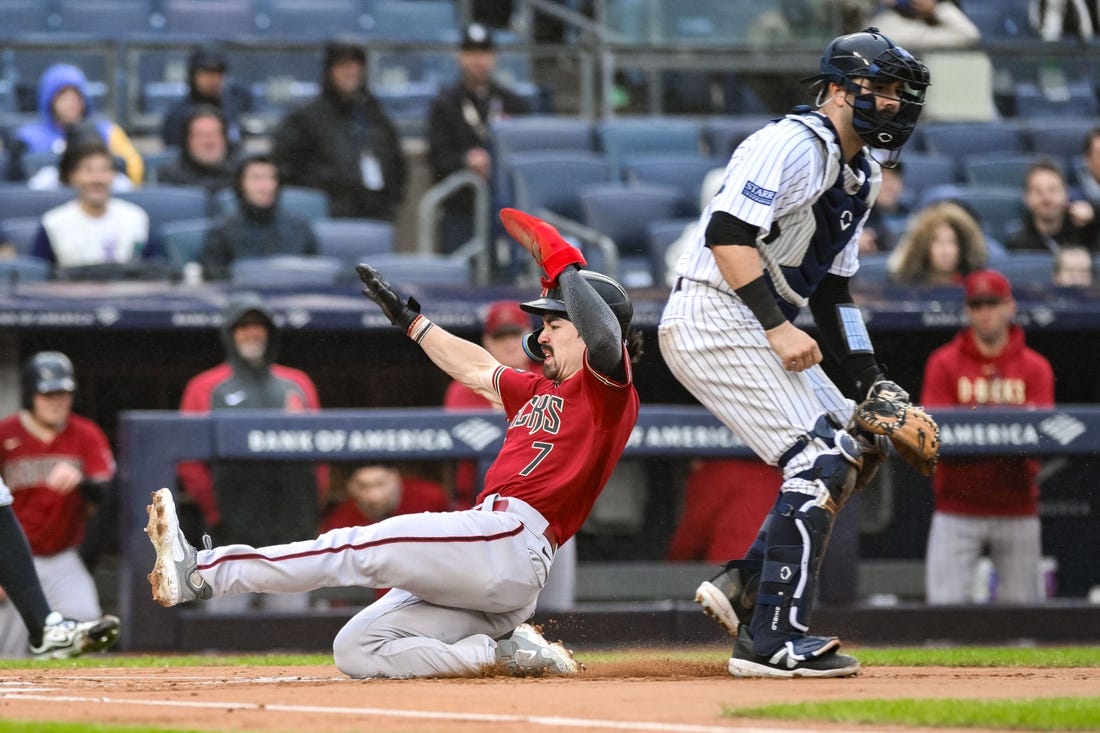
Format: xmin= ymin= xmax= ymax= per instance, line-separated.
xmin=659 ymin=111 xmax=880 ymax=478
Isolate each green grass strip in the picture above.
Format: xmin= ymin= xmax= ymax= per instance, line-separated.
xmin=725 ymin=696 xmax=1100 ymax=731
xmin=0 ymin=724 xmax=206 ymax=733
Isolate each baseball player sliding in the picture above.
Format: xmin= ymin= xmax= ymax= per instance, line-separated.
xmin=146 ymin=208 xmax=642 ymax=678
xmin=659 ymin=27 xmax=937 ymax=678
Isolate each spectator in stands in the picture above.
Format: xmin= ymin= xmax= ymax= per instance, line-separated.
xmin=870 ymin=0 xmax=981 ymax=48
xmin=30 ymin=137 xmax=160 ymax=274
xmin=0 ymin=351 xmax=117 ymax=657
xmin=323 ymin=464 xmax=449 ymax=532
xmin=443 ymin=300 xmax=538 ymax=509
xmin=666 ymin=458 xmax=779 ymax=563
xmin=888 ymin=200 xmax=988 ymax=286
xmin=427 ymin=22 xmax=531 ymax=254
xmin=1008 ymin=159 xmax=1100 ymax=253
xmin=1031 ymin=0 xmax=1098 ymax=40
xmin=177 ymin=293 xmax=327 ymax=612
xmin=1052 ymin=244 xmax=1094 ymax=287
xmin=198 ymin=153 xmax=319 ymax=281
xmin=273 ymin=40 xmax=406 ymax=221
xmin=859 ymin=162 xmax=909 ymax=254
xmin=14 ymin=63 xmax=143 ymax=185
xmin=23 ymin=122 xmax=133 ymax=193
xmin=922 ymin=270 xmax=1054 ymax=604
xmin=155 ymin=106 xmax=235 ymax=194
xmin=161 ymin=47 xmax=242 ymax=152
xmin=0 ymin=225 xmax=13 ymax=259
xmin=1075 ymin=128 xmax=1100 ymax=206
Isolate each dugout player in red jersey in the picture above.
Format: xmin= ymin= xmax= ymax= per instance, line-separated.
xmin=145 ymin=208 xmax=642 ymax=678
xmin=921 ymin=270 xmax=1054 ymax=604
xmin=0 ymin=351 xmax=120 ymax=657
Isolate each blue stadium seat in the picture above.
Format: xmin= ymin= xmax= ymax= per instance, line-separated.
xmin=964 ymin=153 xmax=1048 ymax=189
xmin=230 ymin=255 xmax=344 ymax=286
xmin=17 ymin=152 xmax=60 ymax=181
xmin=143 ymin=148 xmax=181 ymax=185
xmin=359 ymin=252 xmax=470 ymax=286
xmin=917 ymin=184 xmax=1026 ymax=244
xmin=160 ymin=0 xmax=258 ymax=35
xmin=311 ymin=217 xmax=395 ymax=271
xmin=491 ymin=116 xmax=595 ymax=158
xmin=647 ymin=217 xmax=696 ymax=287
xmin=1014 ymin=81 xmax=1098 ymax=118
xmin=702 ymin=116 xmax=771 ymax=158
xmin=56 ymin=0 xmax=155 ymax=36
xmin=995 ymin=252 xmax=1056 ymax=290
xmin=964 ymin=0 xmax=1034 ymax=39
xmin=921 ymin=122 xmax=1026 ymax=158
xmin=1 ymin=216 xmax=43 ymax=256
xmin=898 ymin=151 xmax=961 ymax=203
xmin=365 ymin=0 xmax=459 ymax=42
xmin=595 ymin=118 xmax=703 ymax=178
xmin=656 ymin=0 xmax=771 ymax=44
xmin=260 ymin=0 xmax=370 ymax=37
xmin=0 ymin=255 xmax=50 ymax=284
xmin=0 ymin=186 xmax=74 ymax=221
xmin=851 ymin=253 xmax=891 ymax=288
xmin=214 ymin=186 xmax=330 ymax=222
xmin=373 ymin=83 xmax=438 ymax=138
xmin=118 ymin=186 xmax=211 ymax=232
xmin=159 ymin=217 xmax=212 ymax=269
xmin=1022 ymin=119 xmax=1096 ymax=159
xmin=0 ymin=0 xmax=55 ymax=36
xmin=621 ymin=153 xmax=725 ymax=216
xmin=507 ymin=150 xmax=614 ymax=222
xmin=578 ymin=182 xmax=686 ymax=287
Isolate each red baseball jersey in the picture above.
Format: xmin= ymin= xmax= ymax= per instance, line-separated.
xmin=0 ymin=412 xmax=116 ymax=555
xmin=478 ymin=347 xmax=640 ymax=543
xmin=322 ymin=475 xmax=451 ymax=532
xmin=921 ymin=325 xmax=1054 ymax=516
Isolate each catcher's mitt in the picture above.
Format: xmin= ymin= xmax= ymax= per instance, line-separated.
xmin=855 ymin=384 xmax=940 ymax=477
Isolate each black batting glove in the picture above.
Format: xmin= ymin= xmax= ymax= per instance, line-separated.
xmin=356 ymin=263 xmax=422 ymax=333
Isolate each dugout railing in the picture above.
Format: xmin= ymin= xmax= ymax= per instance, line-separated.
xmin=117 ymin=404 xmax=1100 ymax=651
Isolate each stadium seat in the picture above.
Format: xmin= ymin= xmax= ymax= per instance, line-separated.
xmin=917 ymin=184 xmax=1026 ymax=244
xmin=311 ymin=218 xmax=395 ymax=271
xmin=0 ymin=0 xmax=55 ymax=36
xmin=1 ymin=216 xmax=42 ymax=256
xmin=142 ymin=149 xmax=181 ymax=185
xmin=995 ymin=252 xmax=1056 ymax=290
xmin=56 ymin=0 xmax=155 ymax=36
xmin=898 ymin=151 xmax=961 ymax=202
xmin=364 ymin=0 xmax=460 ymax=42
xmin=373 ymin=83 xmax=438 ymax=138
xmin=702 ymin=116 xmax=771 ymax=158
xmin=0 ymin=186 xmax=74 ymax=221
xmin=214 ymin=186 xmax=330 ymax=222
xmin=964 ymin=0 xmax=1034 ymax=39
xmin=17 ymin=152 xmax=60 ymax=181
xmin=621 ymin=153 xmax=725 ymax=216
xmin=0 ymin=255 xmax=50 ymax=284
xmin=507 ymin=150 xmax=614 ymax=222
xmin=260 ymin=0 xmax=369 ymax=36
xmin=230 ymin=255 xmax=344 ymax=286
xmin=921 ymin=122 xmax=1026 ymax=158
xmin=358 ymin=252 xmax=470 ymax=286
xmin=647 ymin=217 xmax=696 ymax=287
xmin=161 ymin=0 xmax=258 ymax=35
xmin=159 ymin=217 xmax=212 ymax=269
xmin=1022 ymin=119 xmax=1096 ymax=159
xmin=491 ymin=117 xmax=595 ymax=158
xmin=578 ymin=182 xmax=686 ymax=287
xmin=964 ymin=153 xmax=1047 ymax=189
xmin=117 ymin=186 xmax=211 ymax=232
xmin=595 ymin=118 xmax=703 ymax=178
xmin=656 ymin=0 xmax=768 ymax=44
xmin=851 ymin=253 xmax=891 ymax=288
xmin=1014 ymin=81 xmax=1098 ymax=118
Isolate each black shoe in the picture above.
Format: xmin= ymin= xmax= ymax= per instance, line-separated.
xmin=727 ymin=626 xmax=860 ymax=679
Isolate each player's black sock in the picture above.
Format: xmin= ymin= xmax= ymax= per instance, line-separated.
xmin=0 ymin=505 xmax=51 ymax=646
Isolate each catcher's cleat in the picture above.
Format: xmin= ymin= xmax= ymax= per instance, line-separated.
xmin=30 ymin=612 xmax=120 ymax=659
xmin=496 ymin=623 xmax=580 ymax=675
xmin=145 ymin=488 xmax=212 ymax=607
xmin=695 ymin=560 xmax=760 ymax=638
xmin=728 ymin=626 xmax=860 ymax=679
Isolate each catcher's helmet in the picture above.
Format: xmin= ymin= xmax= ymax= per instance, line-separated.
xmin=21 ymin=351 xmax=76 ymax=409
xmin=519 ymin=270 xmax=632 ymax=361
xmin=806 ymin=26 xmax=930 ymax=150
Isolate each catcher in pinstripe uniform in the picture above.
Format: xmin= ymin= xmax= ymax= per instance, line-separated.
xmin=659 ymin=28 xmax=933 ymax=678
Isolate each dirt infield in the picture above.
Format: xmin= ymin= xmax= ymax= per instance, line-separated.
xmin=1 ymin=653 xmax=1096 ymax=733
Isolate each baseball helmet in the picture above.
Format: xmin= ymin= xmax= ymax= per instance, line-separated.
xmin=806 ymin=26 xmax=930 ymax=150
xmin=21 ymin=351 xmax=76 ymax=409
xmin=519 ymin=270 xmax=632 ymax=361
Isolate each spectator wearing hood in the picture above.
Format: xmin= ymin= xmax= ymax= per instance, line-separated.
xmin=272 ymin=40 xmax=406 ymax=221
xmin=161 ymin=47 xmax=242 ymax=151
xmin=198 ymin=153 xmax=318 ymax=280
xmin=177 ymin=293 xmax=327 ymax=611
xmin=15 ymin=63 xmax=143 ymax=185
xmin=156 ymin=105 xmax=236 ymax=193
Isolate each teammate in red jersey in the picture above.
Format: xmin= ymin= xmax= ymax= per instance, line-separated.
xmin=145 ymin=208 xmax=642 ymax=678
xmin=0 ymin=351 xmax=119 ymax=657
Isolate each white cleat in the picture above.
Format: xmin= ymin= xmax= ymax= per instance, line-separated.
xmin=145 ymin=488 xmax=211 ymax=607
xmin=496 ymin=623 xmax=580 ymax=675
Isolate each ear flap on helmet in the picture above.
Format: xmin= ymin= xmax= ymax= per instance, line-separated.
xmin=522 ymin=329 xmax=544 ymax=362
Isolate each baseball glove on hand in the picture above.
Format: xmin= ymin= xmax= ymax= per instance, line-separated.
xmin=855 ymin=381 xmax=940 ymax=477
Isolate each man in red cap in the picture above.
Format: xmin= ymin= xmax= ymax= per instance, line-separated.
xmin=921 ymin=269 xmax=1054 ymax=604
